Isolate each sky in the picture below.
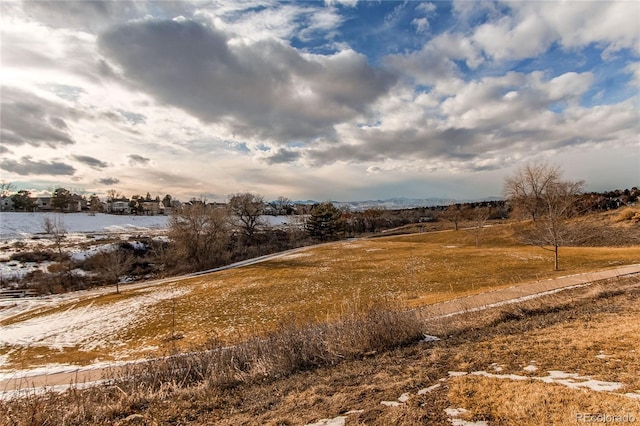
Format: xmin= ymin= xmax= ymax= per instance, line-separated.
xmin=1 ymin=0 xmax=639 ymax=202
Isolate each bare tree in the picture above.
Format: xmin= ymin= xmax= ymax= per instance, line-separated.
xmin=168 ymin=204 xmax=231 ymax=271
xmin=228 ymin=192 xmax=265 ymax=241
xmin=94 ymin=248 xmax=134 ymax=294
xmin=440 ymin=204 xmax=467 ymax=231
xmin=504 ymin=162 xmax=561 ymax=221
xmin=43 ymin=215 xmax=77 ymax=287
xmin=506 ymin=163 xmax=584 ymax=270
xmin=271 ymin=196 xmax=294 ymax=215
xmin=468 ymin=206 xmax=492 ymax=247
xmin=0 ymin=181 xmax=14 ymax=197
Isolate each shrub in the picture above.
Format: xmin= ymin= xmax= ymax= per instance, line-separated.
xmin=615 ymin=208 xmax=639 ymax=222
xmin=115 ymin=307 xmax=425 ymax=392
xmin=10 ymin=251 xmax=62 ymax=263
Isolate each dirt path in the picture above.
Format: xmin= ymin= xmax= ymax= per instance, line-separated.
xmin=418 ymin=263 xmax=640 ymax=319
xmin=2 ymin=263 xmax=639 ymax=397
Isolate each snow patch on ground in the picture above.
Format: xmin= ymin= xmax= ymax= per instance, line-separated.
xmin=471 ymin=370 xmax=625 ymax=393
xmin=0 ymin=286 xmax=190 ymax=368
xmin=0 ymin=261 xmax=54 ymax=280
xmin=0 ymin=359 xmax=138 ymax=382
xmin=417 ymin=383 xmax=441 ymax=394
xmin=398 ymin=392 xmax=411 ymax=402
xmin=445 ymin=407 xmax=489 ymax=426
xmin=305 ymin=416 xmax=347 ymax=426
xmin=305 ymin=411 xmax=363 ymax=426
xmin=0 ymin=379 xmax=111 ymax=401
xmin=445 ymin=408 xmax=469 ymax=417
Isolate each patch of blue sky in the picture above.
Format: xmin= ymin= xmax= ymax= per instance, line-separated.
xmin=290 ymin=36 xmax=340 ymax=56
xmin=513 ymin=43 xmax=604 ymax=77
xmin=414 ymin=84 xmax=432 ymax=94
xmin=324 ymin=2 xmax=436 ymax=63
xmin=447 ymin=1 xmax=510 ymax=33
xmin=581 ymin=75 xmax=638 ymax=108
xmin=580 ymin=49 xmax=638 ymax=107
xmin=117 ymin=110 xmax=146 ymax=125
xmin=225 ymin=141 xmax=249 ymax=153
xmin=45 ymin=84 xmax=86 ymax=101
xmin=356 ymin=120 xmax=381 ymax=129
xmin=286 ymin=141 xmax=306 ymax=149
xmin=547 ymin=101 xmax=567 ymax=114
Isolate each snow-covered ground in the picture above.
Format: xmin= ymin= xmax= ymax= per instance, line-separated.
xmin=0 ymin=212 xmax=169 ymax=240
xmin=0 ymin=212 xmax=295 ymax=240
xmin=0 ymin=286 xmax=188 ymax=352
xmin=0 ymin=213 xmax=296 ymax=282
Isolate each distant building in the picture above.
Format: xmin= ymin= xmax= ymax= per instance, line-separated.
xmin=140 ymin=200 xmax=161 ymax=216
xmin=107 ymin=198 xmax=131 ymax=214
xmin=34 ymin=197 xmax=53 ymax=211
xmin=67 ymin=196 xmax=83 ymax=212
xmin=0 ymin=196 xmax=14 ymax=211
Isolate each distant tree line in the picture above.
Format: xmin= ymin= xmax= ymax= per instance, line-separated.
xmin=2 ymin=176 xmax=638 ymax=294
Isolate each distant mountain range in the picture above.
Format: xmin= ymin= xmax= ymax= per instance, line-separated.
xmin=291 ymin=197 xmax=502 ymax=211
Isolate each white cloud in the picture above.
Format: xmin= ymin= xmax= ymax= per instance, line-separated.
xmin=412 ymin=2 xmax=436 ymax=33
xmin=416 ymin=2 xmax=436 ymax=14
xmin=470 ymin=1 xmax=640 ymax=62
xmin=624 ymin=62 xmax=640 ymax=87
xmin=1 ymin=0 xmax=637 ymax=201
xmin=98 ymin=19 xmax=395 ymax=144
xmin=472 ymin=14 xmax=553 ymax=60
xmin=385 ymin=32 xmax=483 ymax=85
xmin=412 ymin=17 xmax=429 ymax=34
xmin=531 ymin=1 xmax=639 ymax=56
xmin=324 ymin=0 xmax=358 ymax=7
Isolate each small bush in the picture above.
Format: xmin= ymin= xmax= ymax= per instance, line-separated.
xmin=10 ymin=251 xmax=65 ymax=263
xmin=615 ymin=208 xmax=639 ymax=222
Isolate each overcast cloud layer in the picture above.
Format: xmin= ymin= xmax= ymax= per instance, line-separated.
xmin=1 ymin=0 xmax=638 ymax=201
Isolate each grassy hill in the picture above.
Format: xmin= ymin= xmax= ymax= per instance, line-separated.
xmin=1 ymin=214 xmax=638 ymax=370
xmin=1 ymin=211 xmax=639 ymax=424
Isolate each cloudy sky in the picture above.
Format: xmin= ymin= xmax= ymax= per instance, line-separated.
xmin=1 ymin=0 xmax=638 ymax=202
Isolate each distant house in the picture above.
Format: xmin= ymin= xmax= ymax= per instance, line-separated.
xmin=67 ymin=195 xmax=83 ymax=212
xmin=140 ymin=200 xmax=161 ymax=216
xmin=209 ymin=202 xmax=227 ymax=209
xmin=107 ymin=198 xmax=131 ymax=214
xmin=0 ymin=196 xmax=14 ymax=211
xmin=34 ymin=197 xmax=53 ymax=211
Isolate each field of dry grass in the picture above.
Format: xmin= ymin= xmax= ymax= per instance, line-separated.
xmin=2 ymin=274 xmax=639 ymax=425
xmin=1 ymin=219 xmax=639 ymax=370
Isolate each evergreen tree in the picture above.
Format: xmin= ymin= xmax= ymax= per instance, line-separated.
xmin=306 ymin=202 xmax=342 ymax=241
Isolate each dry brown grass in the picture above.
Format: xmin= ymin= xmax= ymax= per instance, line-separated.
xmin=1 ymin=219 xmax=639 ymax=370
xmin=448 ymin=376 xmax=640 ymax=425
xmin=2 ymin=276 xmax=639 ymax=425
xmin=616 ymin=208 xmax=640 ymax=222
